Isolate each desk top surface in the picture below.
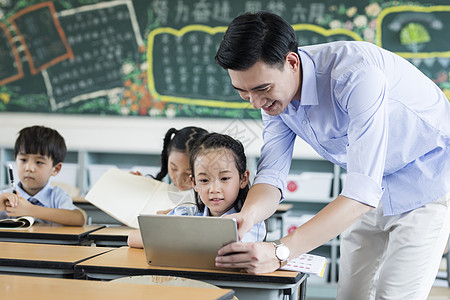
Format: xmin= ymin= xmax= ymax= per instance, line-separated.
xmin=88 ymin=226 xmax=135 ymax=237
xmin=77 ymin=246 xmax=303 ymax=284
xmin=0 ymin=224 xmax=104 ymax=236
xmin=276 ymin=203 xmax=293 ymax=213
xmin=0 ymin=241 xmax=114 ymax=265
xmin=0 ymin=274 xmax=234 ymax=300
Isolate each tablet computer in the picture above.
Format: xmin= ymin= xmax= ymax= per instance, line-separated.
xmin=138 ymin=214 xmax=238 ymax=269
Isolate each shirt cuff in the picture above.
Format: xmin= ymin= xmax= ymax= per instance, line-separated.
xmin=340 ymin=172 xmax=383 ymax=207
xmin=253 ymin=170 xmax=285 ymax=201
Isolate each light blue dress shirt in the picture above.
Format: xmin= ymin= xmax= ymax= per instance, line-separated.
xmin=168 ymin=205 xmax=266 ymax=242
xmin=254 ymin=41 xmax=450 ymax=216
xmin=0 ymin=181 xmax=78 ymax=222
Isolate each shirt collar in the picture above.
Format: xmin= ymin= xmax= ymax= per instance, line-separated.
xmin=298 ymin=48 xmax=319 ymax=106
xmin=204 ymin=206 xmax=238 ymax=217
xmin=279 ymin=49 xmax=318 ymax=116
xmin=17 ymin=181 xmax=52 ymax=207
xmin=283 ymin=100 xmax=300 ymax=115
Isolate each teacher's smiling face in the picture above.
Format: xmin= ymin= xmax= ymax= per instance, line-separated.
xmin=228 ymin=52 xmax=302 ymax=116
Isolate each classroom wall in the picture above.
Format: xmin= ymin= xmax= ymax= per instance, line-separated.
xmin=0 ymin=112 xmax=321 ymax=159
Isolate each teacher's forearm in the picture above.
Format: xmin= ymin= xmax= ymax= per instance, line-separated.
xmin=242 ymin=183 xmax=281 ymax=224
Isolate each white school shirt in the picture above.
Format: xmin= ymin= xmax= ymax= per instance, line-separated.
xmin=0 ymin=181 xmax=78 ymax=222
xmin=254 ymin=41 xmax=450 ymax=216
xmin=168 ymin=205 xmax=266 ymax=242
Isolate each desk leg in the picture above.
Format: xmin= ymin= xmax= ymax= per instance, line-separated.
xmin=296 ymin=276 xmax=307 ymax=300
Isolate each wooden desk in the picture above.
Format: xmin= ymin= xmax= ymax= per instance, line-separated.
xmin=0 ymin=274 xmax=235 ymax=300
xmin=0 ymin=241 xmax=114 ymax=278
xmin=0 ymin=224 xmax=105 ymax=245
xmin=87 ymin=226 xmax=136 ymax=247
xmin=75 ymin=247 xmax=307 ymax=300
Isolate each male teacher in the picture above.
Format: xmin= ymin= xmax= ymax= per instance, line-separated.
xmin=214 ymin=11 xmax=450 ymax=300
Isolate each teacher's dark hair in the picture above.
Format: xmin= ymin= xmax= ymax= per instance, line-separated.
xmin=215 ymin=11 xmax=298 ymax=71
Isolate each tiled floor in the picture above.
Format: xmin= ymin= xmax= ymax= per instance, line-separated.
xmin=428 ymin=286 xmax=450 ymax=300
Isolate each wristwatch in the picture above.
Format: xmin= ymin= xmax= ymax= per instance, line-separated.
xmin=273 ymin=240 xmax=290 ymax=267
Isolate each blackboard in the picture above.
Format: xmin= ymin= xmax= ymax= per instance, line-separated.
xmin=0 ymin=0 xmax=449 ymax=118
xmin=9 ymin=2 xmax=73 ymax=75
xmin=0 ymin=22 xmax=22 ymax=86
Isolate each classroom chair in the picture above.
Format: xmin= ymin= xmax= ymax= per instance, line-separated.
xmin=50 ymin=181 xmax=80 ymax=199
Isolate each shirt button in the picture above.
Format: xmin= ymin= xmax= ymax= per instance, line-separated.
xmin=302 ymin=120 xmax=307 ymax=125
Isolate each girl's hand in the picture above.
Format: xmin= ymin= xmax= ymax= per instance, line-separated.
xmin=6 ymin=196 xmax=34 ymax=217
xmin=215 ymin=241 xmax=280 ymax=274
xmin=222 ymin=212 xmax=254 ymax=241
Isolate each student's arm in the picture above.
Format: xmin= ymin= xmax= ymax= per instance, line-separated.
xmin=216 ymin=195 xmax=373 ymax=274
xmin=127 ymin=229 xmax=144 ymax=248
xmin=226 ymin=183 xmax=281 ymax=240
xmin=6 ymin=197 xmax=85 ymax=225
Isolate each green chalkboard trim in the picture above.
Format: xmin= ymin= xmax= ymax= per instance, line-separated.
xmin=292 ymin=23 xmax=363 ymax=41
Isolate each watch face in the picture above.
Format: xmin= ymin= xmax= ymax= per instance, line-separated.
xmin=276 ymin=245 xmax=290 ymax=260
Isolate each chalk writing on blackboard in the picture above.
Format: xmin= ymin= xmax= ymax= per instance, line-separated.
xmin=45 ymin=1 xmax=144 ymax=110
xmin=376 ymin=5 xmax=450 ymax=58
xmin=0 ymin=22 xmax=23 ymax=86
xmin=8 ymin=1 xmax=74 ymax=75
xmin=147 ymin=24 xmax=361 ymax=109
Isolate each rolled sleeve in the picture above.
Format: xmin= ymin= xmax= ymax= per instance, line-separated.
xmin=253 ymin=168 xmax=285 ymax=194
xmin=340 ymin=172 xmax=384 ymax=207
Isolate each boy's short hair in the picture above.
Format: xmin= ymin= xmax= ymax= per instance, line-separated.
xmin=14 ymin=125 xmax=67 ymax=165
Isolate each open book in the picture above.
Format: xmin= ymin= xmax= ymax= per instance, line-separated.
xmin=85 ymin=168 xmax=196 ymax=228
xmin=0 ymin=216 xmax=35 ymax=229
xmin=280 ymin=253 xmax=328 ymax=277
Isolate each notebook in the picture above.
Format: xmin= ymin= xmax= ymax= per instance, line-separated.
xmin=0 ymin=216 xmax=34 ymax=229
xmin=280 ymin=253 xmax=328 ymax=277
xmin=85 ymin=168 xmax=195 ymax=228
xmin=138 ymin=214 xmax=238 ymax=270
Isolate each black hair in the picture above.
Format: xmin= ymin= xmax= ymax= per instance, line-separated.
xmin=215 ymin=11 xmax=298 ymax=71
xmin=14 ymin=125 xmax=66 ymax=166
xmin=190 ymin=133 xmax=249 ymax=213
xmin=154 ymin=126 xmax=208 ymax=181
